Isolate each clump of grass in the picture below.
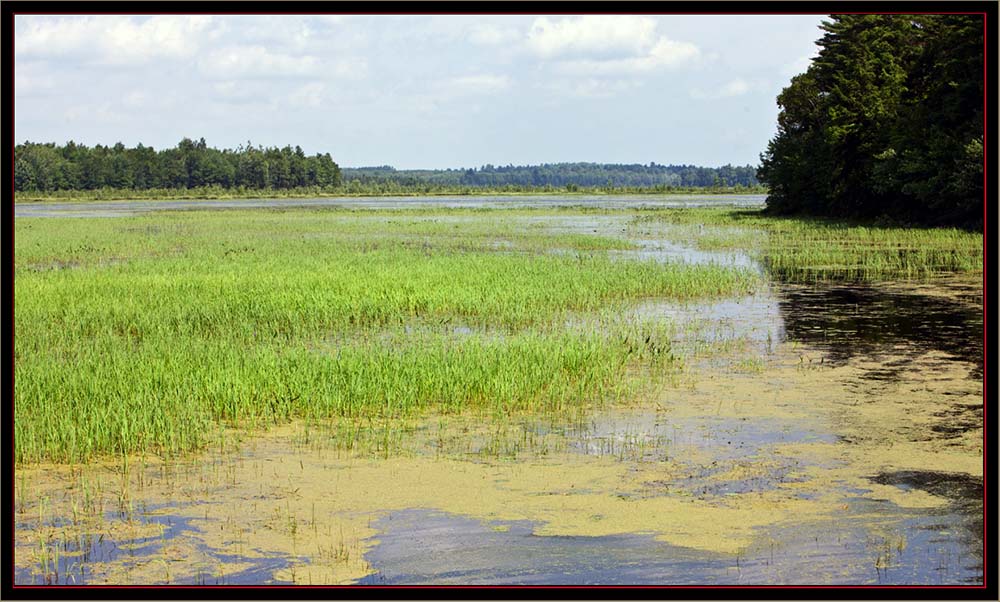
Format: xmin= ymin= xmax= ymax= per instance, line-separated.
xmin=631 ymin=207 xmax=982 ymax=281
xmin=14 ymin=323 xmax=677 ymax=463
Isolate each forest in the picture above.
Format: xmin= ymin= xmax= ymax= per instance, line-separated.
xmin=342 ymin=162 xmax=760 ymax=189
xmin=13 ymin=138 xmax=342 ymax=192
xmin=757 ymin=14 xmax=984 ymax=228
xmin=13 ymin=141 xmax=759 ymax=195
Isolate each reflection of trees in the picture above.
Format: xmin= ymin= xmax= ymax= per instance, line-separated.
xmin=872 ymin=470 xmax=984 ymax=575
xmin=777 ymin=284 xmax=983 ymax=377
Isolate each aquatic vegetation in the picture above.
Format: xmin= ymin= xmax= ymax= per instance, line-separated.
xmin=631 ymin=207 xmax=983 ymax=281
xmin=12 ymin=203 xmax=984 ymax=587
xmin=14 ymin=342 xmax=982 ymax=585
xmin=14 ymin=208 xmax=760 ymax=464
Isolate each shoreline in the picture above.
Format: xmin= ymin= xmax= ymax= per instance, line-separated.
xmin=14 ymin=188 xmax=769 ymax=204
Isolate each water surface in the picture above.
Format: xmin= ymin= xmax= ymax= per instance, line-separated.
xmin=12 ymin=199 xmax=983 ymax=587
xmin=14 ymin=194 xmax=766 ymax=218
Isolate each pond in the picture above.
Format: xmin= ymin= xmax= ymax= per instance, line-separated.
xmin=12 ymin=197 xmax=983 ymax=587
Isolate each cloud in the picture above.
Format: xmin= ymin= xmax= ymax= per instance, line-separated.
xmin=408 ymin=74 xmax=512 ymax=115
xmin=122 ymin=90 xmax=148 ymax=109
xmin=467 ymin=23 xmax=520 ymax=46
xmin=719 ymin=78 xmax=750 ymax=97
xmin=198 ymin=45 xmax=320 ymax=79
xmin=212 ymin=81 xmax=259 ymax=103
xmin=556 ymin=38 xmax=701 ymax=75
xmin=63 ymin=102 xmax=127 ymax=124
xmin=690 ymin=78 xmax=757 ymax=100
xmin=444 ymin=74 xmax=511 ymax=94
xmin=526 ymin=16 xmax=699 ymax=76
xmin=527 ymin=16 xmax=657 ymax=59
xmin=315 ymin=16 xmax=348 ymax=26
xmin=198 ymin=45 xmax=366 ymax=81
xmin=14 ymin=67 xmax=55 ymax=97
xmin=15 ymin=15 xmax=215 ymax=65
xmin=540 ymin=78 xmax=641 ymax=99
xmin=288 ymin=82 xmax=327 ymax=108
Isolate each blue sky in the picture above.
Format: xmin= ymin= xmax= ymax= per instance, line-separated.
xmin=14 ymin=14 xmax=827 ymax=169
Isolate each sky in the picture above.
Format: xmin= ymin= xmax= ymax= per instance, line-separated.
xmin=14 ymin=13 xmax=827 ymax=169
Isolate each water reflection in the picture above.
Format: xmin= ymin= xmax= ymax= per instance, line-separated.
xmin=634 ymin=278 xmax=983 ymax=379
xmin=356 ymin=504 xmax=981 ymax=585
xmin=777 ymin=282 xmax=984 ymax=376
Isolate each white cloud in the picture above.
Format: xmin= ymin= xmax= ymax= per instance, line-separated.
xmin=540 ymin=78 xmax=640 ymax=99
xmin=198 ymin=45 xmax=366 ymax=81
xmin=690 ymin=78 xmax=757 ymax=100
xmin=556 ymin=38 xmax=700 ymax=75
xmin=198 ymin=45 xmax=321 ymax=79
xmin=288 ymin=82 xmax=327 ymax=108
xmin=122 ymin=90 xmax=148 ymax=109
xmin=63 ymin=102 xmax=126 ymax=124
xmin=526 ymin=16 xmax=699 ymax=76
xmin=315 ymin=16 xmax=348 ymax=26
xmin=330 ymin=57 xmax=368 ymax=79
xmin=215 ymin=16 xmax=336 ymax=54
xmin=527 ymin=16 xmax=657 ymax=59
xmin=212 ymin=80 xmax=260 ymax=104
xmin=16 ymin=16 xmax=215 ymax=65
xmin=467 ymin=23 xmax=520 ymax=46
xmin=719 ymin=78 xmax=750 ymax=96
xmin=14 ymin=68 xmax=54 ymax=96
xmin=445 ymin=74 xmax=511 ymax=94
xmin=408 ymin=74 xmax=512 ymax=115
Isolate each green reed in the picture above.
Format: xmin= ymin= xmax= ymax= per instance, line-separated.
xmin=631 ymin=207 xmax=983 ymax=281
xmin=15 ymin=208 xmax=759 ymax=464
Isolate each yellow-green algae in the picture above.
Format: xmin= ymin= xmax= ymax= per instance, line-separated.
xmin=14 ymin=335 xmax=982 ymax=584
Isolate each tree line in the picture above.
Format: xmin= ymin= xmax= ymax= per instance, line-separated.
xmin=14 ymin=140 xmax=761 ymax=195
xmin=342 ymin=162 xmax=760 ymax=189
xmin=758 ymin=15 xmax=984 ymax=228
xmin=14 ymin=138 xmax=342 ymax=192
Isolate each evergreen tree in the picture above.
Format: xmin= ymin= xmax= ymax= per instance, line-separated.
xmin=758 ymin=14 xmax=984 ymax=228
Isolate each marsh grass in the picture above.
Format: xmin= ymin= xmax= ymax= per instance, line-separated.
xmin=631 ymin=208 xmax=983 ymax=281
xmin=15 ymin=208 xmax=759 ymax=464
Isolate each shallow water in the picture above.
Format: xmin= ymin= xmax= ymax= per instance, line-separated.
xmin=12 ymin=202 xmax=983 ymax=587
xmin=14 ymin=194 xmax=766 ymax=218
xmin=357 ymin=497 xmax=981 ymax=585
xmin=12 ymin=506 xmax=299 ymax=586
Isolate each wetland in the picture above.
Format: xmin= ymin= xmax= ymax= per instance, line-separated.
xmin=12 ymin=196 xmax=984 ymax=586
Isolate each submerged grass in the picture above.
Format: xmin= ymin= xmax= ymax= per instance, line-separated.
xmin=631 ymin=208 xmax=983 ymax=281
xmin=15 ymin=208 xmax=757 ymax=464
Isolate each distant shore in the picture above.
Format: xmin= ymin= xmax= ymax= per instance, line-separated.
xmin=14 ymin=185 xmax=769 ymax=204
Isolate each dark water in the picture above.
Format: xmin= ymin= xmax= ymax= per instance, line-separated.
xmin=778 ymin=283 xmax=984 ymax=377
xmin=355 ymin=500 xmax=982 ymax=586
xmin=14 ymin=194 xmax=766 ymax=218
xmin=634 ymin=279 xmax=983 ymax=377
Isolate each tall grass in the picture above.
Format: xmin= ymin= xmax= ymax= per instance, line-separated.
xmin=632 ymin=208 xmax=983 ymax=281
xmin=15 ymin=209 xmax=758 ymax=464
